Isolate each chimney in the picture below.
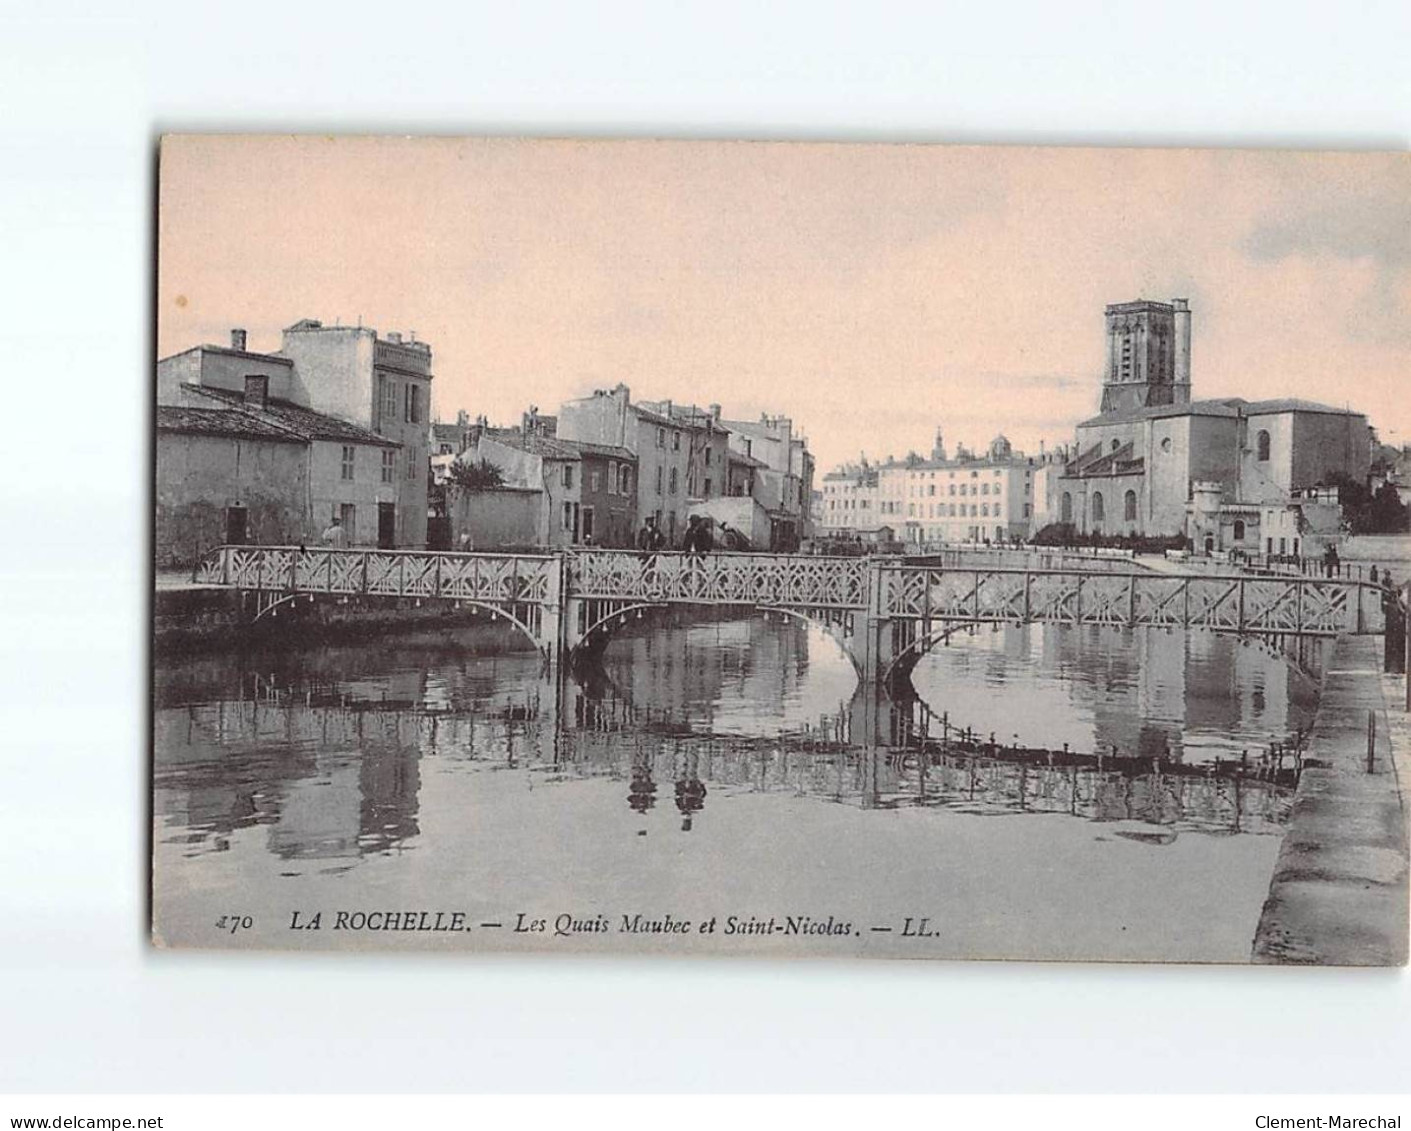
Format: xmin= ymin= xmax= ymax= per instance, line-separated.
xmin=387 ymin=331 xmax=402 ymax=344
xmin=456 ymin=409 xmax=469 ymax=428
xmin=709 ymin=403 xmax=721 ymax=421
xmin=230 ymin=328 xmax=247 ymax=351
xmin=243 ymin=374 xmax=269 ymax=411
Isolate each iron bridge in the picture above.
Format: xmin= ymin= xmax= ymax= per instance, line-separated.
xmin=192 ymin=546 xmax=1386 ymax=684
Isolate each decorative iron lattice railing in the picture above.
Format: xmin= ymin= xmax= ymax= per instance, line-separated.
xmin=194 ymin=546 xmax=559 ymax=608
xmin=567 ymin=550 xmax=869 ymax=609
xmin=876 ymin=566 xmax=1383 ymax=637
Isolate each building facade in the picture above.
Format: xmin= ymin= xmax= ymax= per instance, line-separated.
xmin=155 ymin=379 xmax=401 ymax=566
xmin=1051 ymin=298 xmax=1372 ymax=551
xmin=158 ymin=322 xmax=433 ymax=548
xmin=473 ymin=433 xmax=583 ymax=548
xmin=721 ymin=414 xmax=814 ymax=549
xmin=818 ymin=462 xmax=882 ymax=537
xmin=279 ymin=321 xmax=433 ymax=549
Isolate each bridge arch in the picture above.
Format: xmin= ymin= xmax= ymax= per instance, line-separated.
xmin=570 ymin=600 xmax=670 ymax=660
xmin=756 ymin=605 xmax=864 ymax=679
xmin=248 ymin=590 xmax=551 ymax=660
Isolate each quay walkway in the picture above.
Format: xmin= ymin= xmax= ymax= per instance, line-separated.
xmin=1252 ymin=634 xmax=1409 ymax=965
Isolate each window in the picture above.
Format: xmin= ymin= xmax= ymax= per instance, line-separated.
xmin=563 ymin=502 xmax=574 ymax=531
xmin=656 ymin=466 xmax=663 ymax=495
xmin=1124 ymin=489 xmax=1137 ymax=522
xmin=1092 ymin=491 xmax=1105 ymax=524
xmin=981 ymin=504 xmax=989 ymax=516
xmin=562 ymin=464 xmax=574 ymax=489
xmin=703 ymin=478 xmax=712 ymax=497
xmin=981 ymin=483 xmax=990 ymax=495
xmin=994 ymin=504 xmax=1001 ymax=517
xmin=381 ymin=449 xmax=396 ymax=483
xmin=1233 ymin=519 xmax=1246 ymax=541
xmin=928 ymin=484 xmax=935 ymax=496
xmin=590 ymin=470 xmax=601 ymax=493
xmin=1023 ymin=504 xmax=1031 ymax=518
xmin=607 ymin=462 xmax=617 ymax=493
xmin=403 ymin=383 xmax=421 ymax=424
xmin=948 ymin=484 xmax=955 ymax=496
xmin=1111 ymin=439 xmax=1121 ymax=452
xmin=1256 ymin=430 xmax=1271 ymax=461
xmin=379 ymin=376 xmax=396 ymax=427
xmin=341 ymin=445 xmax=355 ymax=481
xmin=669 ymin=467 xmax=678 ymax=495
xmin=949 ymin=503 xmax=956 ymax=516
xmin=704 ymin=447 xmax=712 ymax=465
xmin=582 ymin=506 xmax=595 ymax=541
xmin=406 ymin=448 xmax=417 ymax=480
xmin=672 ymin=431 xmax=681 ymax=451
xmin=657 ymin=428 xmax=666 ymax=449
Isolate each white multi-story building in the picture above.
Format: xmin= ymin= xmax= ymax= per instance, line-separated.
xmin=823 ymin=435 xmax=1049 ymax=546
xmin=818 ymin=462 xmax=882 ymax=536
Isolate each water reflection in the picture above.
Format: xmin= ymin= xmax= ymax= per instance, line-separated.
xmin=154 ymin=611 xmax=1312 ymax=874
xmin=911 ymin=622 xmax=1323 ymax=766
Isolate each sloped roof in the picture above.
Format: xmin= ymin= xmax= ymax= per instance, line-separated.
xmin=1078 ymin=398 xmax=1243 ymax=427
xmin=1241 ymin=397 xmax=1364 ymax=417
xmin=185 ymin=386 xmax=398 ymax=447
xmin=1079 ymin=395 xmax=1364 ymax=428
xmin=156 ymin=405 xmax=305 ymax=442
xmin=484 ymin=432 xmax=581 ymax=460
xmin=560 ymin=439 xmax=636 ymax=461
xmin=728 ymin=449 xmax=769 ymax=469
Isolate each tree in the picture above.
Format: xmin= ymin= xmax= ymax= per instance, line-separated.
xmin=448 ymin=458 xmax=505 ymax=492
xmin=1326 ymin=473 xmax=1410 ymax=535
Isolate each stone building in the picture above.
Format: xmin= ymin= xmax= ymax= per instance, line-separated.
xmin=720 ymin=413 xmax=815 ymax=549
xmin=279 ymin=321 xmax=433 ymax=549
xmin=568 ymin=440 xmax=638 ymax=548
xmin=155 ymin=382 xmax=400 ymax=567
xmin=473 ymin=432 xmax=584 ymax=548
xmin=1051 ymin=299 xmax=1372 ymax=550
xmin=818 ymin=461 xmax=882 ymax=537
xmin=158 ymin=322 xmax=434 ymax=548
xmin=876 ymin=436 xmax=1038 ymax=546
xmin=557 ymin=385 xmax=719 ymax=546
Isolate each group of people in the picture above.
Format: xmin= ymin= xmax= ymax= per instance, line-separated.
xmin=635 ymin=514 xmax=727 ymax=554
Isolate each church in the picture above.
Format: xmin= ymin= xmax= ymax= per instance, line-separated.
xmin=1053 ymin=298 xmax=1371 ymax=556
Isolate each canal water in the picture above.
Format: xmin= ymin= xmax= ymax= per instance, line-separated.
xmin=152 ymin=612 xmax=1316 ymax=962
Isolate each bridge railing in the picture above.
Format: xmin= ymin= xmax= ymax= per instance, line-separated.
xmin=567 ymin=548 xmax=869 ymax=609
xmin=193 ymin=545 xmax=561 ymax=606
xmin=876 ymin=563 xmax=1384 ymax=636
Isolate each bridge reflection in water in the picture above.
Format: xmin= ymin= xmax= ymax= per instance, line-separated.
xmin=154 ymin=616 xmax=1301 ymax=866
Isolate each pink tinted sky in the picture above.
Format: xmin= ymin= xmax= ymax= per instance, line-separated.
xmin=157 ymin=137 xmax=1410 ymax=472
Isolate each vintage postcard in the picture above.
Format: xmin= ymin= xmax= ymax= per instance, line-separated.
xmin=152 ymin=136 xmax=1409 ymax=963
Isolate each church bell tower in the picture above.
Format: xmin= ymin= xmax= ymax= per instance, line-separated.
xmin=1100 ymin=298 xmax=1191 ymax=415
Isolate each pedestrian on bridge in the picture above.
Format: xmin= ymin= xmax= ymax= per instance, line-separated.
xmin=321 ymin=516 xmax=347 ymax=549
xmin=637 ymin=517 xmax=666 ymax=552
